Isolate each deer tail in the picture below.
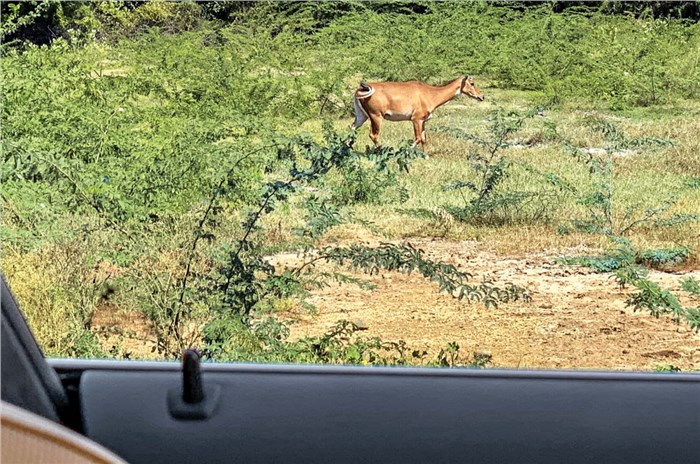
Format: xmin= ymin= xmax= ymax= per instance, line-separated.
xmin=355 ymin=82 xmax=375 ymax=99
xmin=352 ymin=94 xmax=370 ymax=129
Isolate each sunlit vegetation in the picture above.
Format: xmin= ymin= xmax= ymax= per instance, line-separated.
xmin=2 ymin=1 xmax=698 ymax=367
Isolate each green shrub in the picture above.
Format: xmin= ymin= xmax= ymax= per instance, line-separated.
xmin=439 ymin=107 xmax=561 ymax=226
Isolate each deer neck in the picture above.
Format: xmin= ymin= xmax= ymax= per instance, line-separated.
xmin=428 ymin=77 xmax=463 ymax=111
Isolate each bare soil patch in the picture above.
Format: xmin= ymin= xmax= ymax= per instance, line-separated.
xmin=92 ymin=237 xmax=700 ymax=369
xmin=92 ymin=303 xmax=155 ymax=359
xmin=279 ymin=238 xmax=700 ymax=371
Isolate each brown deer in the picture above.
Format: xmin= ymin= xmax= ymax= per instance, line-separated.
xmin=352 ymin=76 xmax=484 ymax=156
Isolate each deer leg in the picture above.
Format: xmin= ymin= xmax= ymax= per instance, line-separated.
xmin=369 ymin=115 xmax=382 ymax=147
xmin=411 ymin=119 xmax=423 ymax=149
xmin=412 ymin=118 xmax=429 ymax=158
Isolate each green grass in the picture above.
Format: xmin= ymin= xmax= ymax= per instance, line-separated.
xmin=2 ymin=2 xmax=699 ymax=361
xmin=336 ymin=88 xmax=699 ymax=255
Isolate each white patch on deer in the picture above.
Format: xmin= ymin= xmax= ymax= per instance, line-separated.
xmin=353 ymin=96 xmax=369 ymax=128
xmin=356 ymin=86 xmax=375 ymax=99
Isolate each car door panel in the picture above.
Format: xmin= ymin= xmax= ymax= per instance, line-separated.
xmin=54 ymin=360 xmax=700 ymax=464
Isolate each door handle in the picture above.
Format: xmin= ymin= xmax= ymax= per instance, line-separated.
xmin=167 ymin=349 xmax=221 ymax=420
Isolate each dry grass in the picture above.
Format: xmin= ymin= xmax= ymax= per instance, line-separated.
xmin=1 ymin=246 xmax=96 ymax=357
xmin=320 ymin=88 xmax=699 ymax=263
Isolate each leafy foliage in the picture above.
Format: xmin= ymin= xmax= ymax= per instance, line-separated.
xmin=560 ymin=237 xmax=689 ymax=274
xmin=546 ymin=118 xmax=697 ymax=236
xmin=680 ymin=277 xmax=700 ymax=297
xmin=204 ymin=319 xmax=493 ymax=367
xmin=626 ymin=280 xmax=685 ymax=322
xmin=439 ymin=107 xmax=560 ymax=225
xmin=317 ymin=242 xmax=530 ymax=308
xmin=560 ymin=237 xmax=698 ymax=331
xmin=637 ymin=247 xmax=691 ymax=268
xmin=5 ymin=1 xmax=700 ymax=105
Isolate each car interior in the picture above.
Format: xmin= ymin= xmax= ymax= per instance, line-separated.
xmin=2 ymin=274 xmax=699 ymax=463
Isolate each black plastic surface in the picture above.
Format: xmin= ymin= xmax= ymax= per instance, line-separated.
xmin=1 ymin=275 xmax=68 ymax=422
xmin=167 ymin=383 xmax=221 ymax=420
xmin=73 ymin=360 xmax=700 ymax=464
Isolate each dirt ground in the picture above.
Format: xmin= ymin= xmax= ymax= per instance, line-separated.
xmin=274 ymin=238 xmax=700 ymax=371
xmin=92 ymin=238 xmax=700 ymax=370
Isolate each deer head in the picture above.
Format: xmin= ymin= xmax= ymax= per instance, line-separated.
xmin=460 ymin=76 xmax=484 ymax=101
